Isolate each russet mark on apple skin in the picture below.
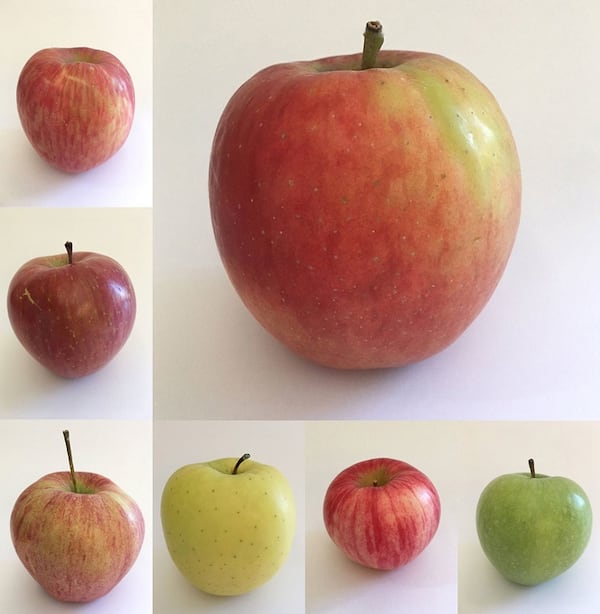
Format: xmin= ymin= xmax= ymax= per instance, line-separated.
xmin=7 ymin=250 xmax=136 ymax=378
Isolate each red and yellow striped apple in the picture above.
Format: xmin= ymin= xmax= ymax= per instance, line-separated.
xmin=16 ymin=46 xmax=135 ymax=173
xmin=323 ymin=457 xmax=441 ymax=570
xmin=209 ymin=22 xmax=520 ymax=369
xmin=10 ymin=431 xmax=145 ymax=603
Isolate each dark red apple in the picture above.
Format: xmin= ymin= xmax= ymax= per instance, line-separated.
xmin=323 ymin=457 xmax=441 ymax=570
xmin=7 ymin=241 xmax=136 ymax=378
xmin=209 ymin=22 xmax=521 ymax=369
xmin=16 ymin=46 xmax=135 ymax=173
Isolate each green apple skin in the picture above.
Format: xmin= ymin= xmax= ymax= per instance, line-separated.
xmin=476 ymin=471 xmax=592 ymax=586
xmin=160 ymin=457 xmax=296 ymax=596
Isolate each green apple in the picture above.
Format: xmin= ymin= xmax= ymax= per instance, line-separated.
xmin=476 ymin=459 xmax=592 ymax=586
xmin=160 ymin=453 xmax=296 ymax=596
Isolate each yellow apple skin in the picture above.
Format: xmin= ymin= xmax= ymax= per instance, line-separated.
xmin=160 ymin=457 xmax=296 ymax=596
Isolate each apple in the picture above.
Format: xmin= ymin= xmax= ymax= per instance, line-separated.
xmin=10 ymin=430 xmax=145 ymax=603
xmin=476 ymin=458 xmax=593 ymax=586
xmin=209 ymin=21 xmax=521 ymax=369
xmin=7 ymin=241 xmax=136 ymax=378
xmin=323 ymin=457 xmax=441 ymax=570
xmin=16 ymin=46 xmax=135 ymax=173
xmin=160 ymin=453 xmax=296 ymax=596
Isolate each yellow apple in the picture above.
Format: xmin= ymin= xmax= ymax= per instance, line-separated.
xmin=160 ymin=454 xmax=296 ymax=596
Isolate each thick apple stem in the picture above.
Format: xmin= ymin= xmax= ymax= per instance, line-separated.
xmin=361 ymin=21 xmax=384 ymax=70
xmin=233 ymin=453 xmax=251 ymax=475
xmin=528 ymin=458 xmax=536 ymax=478
xmin=372 ymin=480 xmax=378 ymax=487
xmin=63 ymin=430 xmax=79 ymax=493
xmin=64 ymin=241 xmax=73 ymax=265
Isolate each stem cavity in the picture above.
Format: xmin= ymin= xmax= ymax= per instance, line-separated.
xmin=233 ymin=453 xmax=251 ymax=475
xmin=361 ymin=20 xmax=384 ymax=70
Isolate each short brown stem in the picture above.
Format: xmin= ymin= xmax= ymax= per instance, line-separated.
xmin=64 ymin=241 xmax=73 ymax=265
xmin=528 ymin=458 xmax=536 ymax=478
xmin=233 ymin=453 xmax=251 ymax=475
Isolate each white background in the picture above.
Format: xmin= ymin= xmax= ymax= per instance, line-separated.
xmin=305 ymin=421 xmax=457 ymax=614
xmin=0 ymin=207 xmax=152 ymax=419
xmin=0 ymin=420 xmax=152 ymax=614
xmin=306 ymin=421 xmax=600 ymax=613
xmin=153 ymin=1 xmax=600 ymax=420
xmin=0 ymin=0 xmax=152 ymax=207
xmin=457 ymin=421 xmax=600 ymax=613
xmin=153 ymin=420 xmax=306 ymax=613
xmin=2 ymin=2 xmax=600 ymax=612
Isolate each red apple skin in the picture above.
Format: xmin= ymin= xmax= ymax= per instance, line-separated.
xmin=7 ymin=248 xmax=136 ymax=378
xmin=16 ymin=47 xmax=135 ymax=173
xmin=10 ymin=471 xmax=145 ymax=603
xmin=209 ymin=50 xmax=521 ymax=369
xmin=323 ymin=458 xmax=441 ymax=570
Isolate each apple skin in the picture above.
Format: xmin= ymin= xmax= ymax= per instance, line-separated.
xmin=323 ymin=457 xmax=441 ymax=570
xmin=160 ymin=456 xmax=296 ymax=596
xmin=209 ymin=50 xmax=521 ymax=369
xmin=7 ymin=245 xmax=136 ymax=378
xmin=10 ymin=471 xmax=145 ymax=603
xmin=476 ymin=466 xmax=593 ymax=586
xmin=16 ymin=47 xmax=135 ymax=173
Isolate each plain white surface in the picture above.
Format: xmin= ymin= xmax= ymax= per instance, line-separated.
xmin=457 ymin=421 xmax=600 ymax=613
xmin=0 ymin=0 xmax=152 ymax=207
xmin=0 ymin=207 xmax=152 ymax=419
xmin=153 ymin=420 xmax=306 ymax=613
xmin=153 ymin=1 xmax=600 ymax=420
xmin=305 ymin=421 xmax=457 ymax=613
xmin=0 ymin=420 xmax=153 ymax=614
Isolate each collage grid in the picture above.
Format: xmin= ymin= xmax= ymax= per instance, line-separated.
xmin=1 ymin=2 xmax=599 ymax=613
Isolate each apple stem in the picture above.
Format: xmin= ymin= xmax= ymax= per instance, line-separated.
xmin=233 ymin=453 xmax=251 ymax=475
xmin=361 ymin=21 xmax=384 ymax=70
xmin=63 ymin=430 xmax=79 ymax=493
xmin=372 ymin=480 xmax=378 ymax=487
xmin=528 ymin=458 xmax=536 ymax=479
xmin=64 ymin=241 xmax=73 ymax=265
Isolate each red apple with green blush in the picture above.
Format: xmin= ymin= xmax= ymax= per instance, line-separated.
xmin=209 ymin=21 xmax=521 ymax=369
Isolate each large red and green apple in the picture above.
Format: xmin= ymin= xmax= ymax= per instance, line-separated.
xmin=161 ymin=453 xmax=296 ymax=596
xmin=323 ymin=457 xmax=441 ymax=570
xmin=476 ymin=458 xmax=593 ymax=586
xmin=209 ymin=21 xmax=520 ymax=369
xmin=10 ymin=430 xmax=145 ymax=603
xmin=7 ymin=241 xmax=136 ymax=378
xmin=16 ymin=46 xmax=135 ymax=173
